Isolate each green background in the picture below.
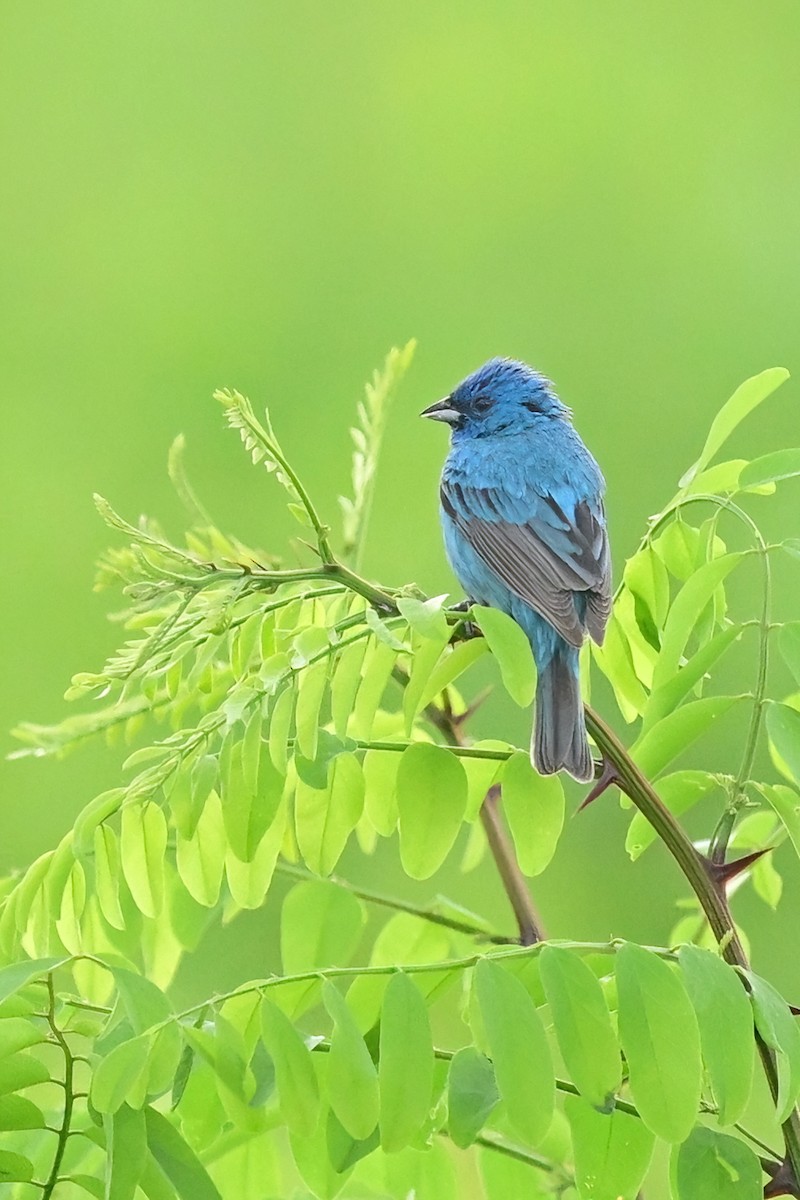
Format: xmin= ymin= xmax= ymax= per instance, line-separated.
xmin=2 ymin=0 xmax=800 ymax=1014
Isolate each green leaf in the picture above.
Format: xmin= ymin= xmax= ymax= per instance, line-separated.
xmin=295 ymin=660 xmax=329 ymax=760
xmin=626 ymin=771 xmax=720 ymax=860
xmin=643 ymin=625 xmax=741 ymax=730
xmin=95 ymin=825 xmax=126 ymax=929
xmin=403 ymin=626 xmax=451 ymax=734
xmin=651 ymin=554 xmax=743 ymax=690
xmin=0 ymin=958 xmax=59 ymax=1005
xmin=539 ymin=946 xmax=621 ymax=1110
xmin=224 ymin=796 xmax=285 ymax=910
xmin=472 ymin=605 xmax=536 ymax=706
xmin=176 ymin=790 xmax=226 ymax=907
xmin=615 ymin=943 xmax=702 ymax=1142
xmin=295 ymin=752 xmax=364 ymax=876
xmin=758 ymin=782 xmax=800 ymax=860
xmin=564 ymin=1093 xmax=654 ymax=1200
xmin=397 ymin=594 xmax=449 ymax=640
xmin=653 ymin=520 xmax=701 ymax=582
xmin=624 ymin=545 xmax=670 ymax=646
xmin=396 ymin=743 xmax=467 ymax=880
xmin=351 ymin=641 xmax=397 ymax=739
xmin=345 ymin=913 xmax=451 ymax=1033
xmin=463 ymin=741 xmax=508 ymax=821
xmin=67 ymin=1175 xmax=106 ymax=1200
xmin=326 ymin=1106 xmax=380 ymax=1172
xmin=378 ymin=971 xmax=434 ymax=1152
xmin=121 ymin=801 xmax=167 ymax=919
xmin=0 ymin=1017 xmax=44 ymax=1058
xmin=289 ymin=1108 xmax=355 ymax=1199
xmin=679 ymin=367 xmax=789 ymax=488
xmin=73 ymin=787 xmax=126 ymax=854
xmin=780 ymin=623 xmax=800 ymax=687
xmin=92 ymin=1033 xmax=152 ymax=1113
xmin=447 ymin=1047 xmax=499 ymax=1149
xmin=182 ymin=1024 xmax=249 ymax=1112
xmin=224 ymin=738 xmax=285 ymax=863
xmin=322 ymin=980 xmax=380 ymax=1140
xmin=0 ymin=1150 xmax=33 ymax=1183
xmin=295 ymin=729 xmax=355 ymax=788
xmin=678 ymin=945 xmax=754 ymax=1125
xmin=112 ymin=967 xmax=173 ymax=1040
xmin=672 ymin=1125 xmax=761 ymax=1199
xmin=280 ymin=880 xmax=365 ymax=975
xmin=766 ymin=701 xmax=800 ymax=785
xmin=474 ymin=957 xmax=555 ymax=1145
xmin=479 ymin=1144 xmax=550 ymax=1200
xmin=145 ymin=1106 xmax=223 ymax=1200
xmin=418 ymin=637 xmax=489 ymax=712
xmin=330 ymin=638 xmax=368 ymax=739
xmin=683 ymin=459 xmax=749 ymax=496
xmin=0 ymin=1052 xmax=50 ymax=1095
xmin=267 ymin=686 xmax=294 ymax=773
xmin=363 ymin=749 xmax=400 ymax=837
xmin=106 ymin=1103 xmax=147 ymax=1200
xmin=0 ymin=1095 xmax=44 ymax=1130
xmin=631 ymin=696 xmax=740 ymax=779
xmin=365 ymin=606 xmax=407 ymax=650
xmin=746 ymin=971 xmax=800 ymax=1121
xmin=591 ymin=613 xmax=648 ymax=721
xmin=501 ymin=753 xmax=564 ymax=877
xmin=260 ymin=997 xmax=320 ymax=1136
xmin=739 ymin=447 xmax=800 ymax=489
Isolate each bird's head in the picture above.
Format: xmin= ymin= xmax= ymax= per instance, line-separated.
xmin=421 ymin=357 xmax=568 ymax=438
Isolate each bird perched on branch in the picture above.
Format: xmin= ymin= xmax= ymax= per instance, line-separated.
xmin=422 ymin=358 xmax=611 ymax=782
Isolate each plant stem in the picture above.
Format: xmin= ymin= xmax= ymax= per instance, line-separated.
xmin=583 ymin=702 xmax=800 ymax=1185
xmin=584 ymin=705 xmax=741 ymax=954
xmin=41 ymin=975 xmax=75 ymax=1200
xmin=274 ymin=860 xmax=516 ymax=944
xmin=710 ymin=528 xmax=772 ymax=865
xmin=428 ymin=691 xmax=543 ymax=944
xmin=352 ymin=737 xmax=513 ymax=762
xmin=472 ymin=1132 xmax=569 ymax=1179
xmin=479 ymin=785 xmax=542 ymax=945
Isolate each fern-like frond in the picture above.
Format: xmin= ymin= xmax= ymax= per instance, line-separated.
xmin=339 ymin=339 xmax=416 ymax=569
xmin=214 ymin=387 xmax=334 ymax=560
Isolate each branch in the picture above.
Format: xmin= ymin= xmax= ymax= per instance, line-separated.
xmin=479 ymin=785 xmax=542 ymax=945
xmin=583 ymin=703 xmax=800 ymax=1186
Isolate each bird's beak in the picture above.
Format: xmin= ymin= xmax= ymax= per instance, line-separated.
xmin=420 ymin=396 xmax=460 ymax=425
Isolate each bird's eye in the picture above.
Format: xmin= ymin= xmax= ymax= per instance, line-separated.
xmin=473 ymin=395 xmax=492 ymax=413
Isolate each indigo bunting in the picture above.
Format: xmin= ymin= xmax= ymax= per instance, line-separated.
xmin=422 ymin=358 xmax=611 ymax=782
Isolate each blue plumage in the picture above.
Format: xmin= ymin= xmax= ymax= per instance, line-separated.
xmin=422 ymin=358 xmax=611 ymax=782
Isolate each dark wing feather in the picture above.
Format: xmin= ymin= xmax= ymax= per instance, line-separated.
xmin=441 ymin=482 xmax=611 ymax=648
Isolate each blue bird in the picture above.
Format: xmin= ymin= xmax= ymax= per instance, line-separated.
xmin=422 ymin=358 xmax=611 ymax=782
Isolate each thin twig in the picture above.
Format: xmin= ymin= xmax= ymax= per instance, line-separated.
xmin=274 ymin=860 xmax=515 ymax=944
xmin=41 ymin=975 xmax=75 ymax=1200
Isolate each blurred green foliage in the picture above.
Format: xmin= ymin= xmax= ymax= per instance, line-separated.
xmin=3 ymin=1 xmax=800 ymax=994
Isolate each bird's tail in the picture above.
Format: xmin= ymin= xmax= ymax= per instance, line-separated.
xmin=532 ymin=647 xmax=593 ymax=783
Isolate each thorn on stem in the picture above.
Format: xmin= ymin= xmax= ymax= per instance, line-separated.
xmin=705 ymin=847 xmax=775 ymax=889
xmin=453 ymin=687 xmax=493 ymax=728
xmin=763 ymin=1156 xmax=800 ymax=1197
xmin=577 ymin=757 xmax=621 ymax=812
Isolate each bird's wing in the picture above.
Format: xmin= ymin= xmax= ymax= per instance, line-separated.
xmin=441 ymin=480 xmax=611 ymax=648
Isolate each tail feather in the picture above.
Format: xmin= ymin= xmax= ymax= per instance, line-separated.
xmin=532 ymin=651 xmax=593 ymax=782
